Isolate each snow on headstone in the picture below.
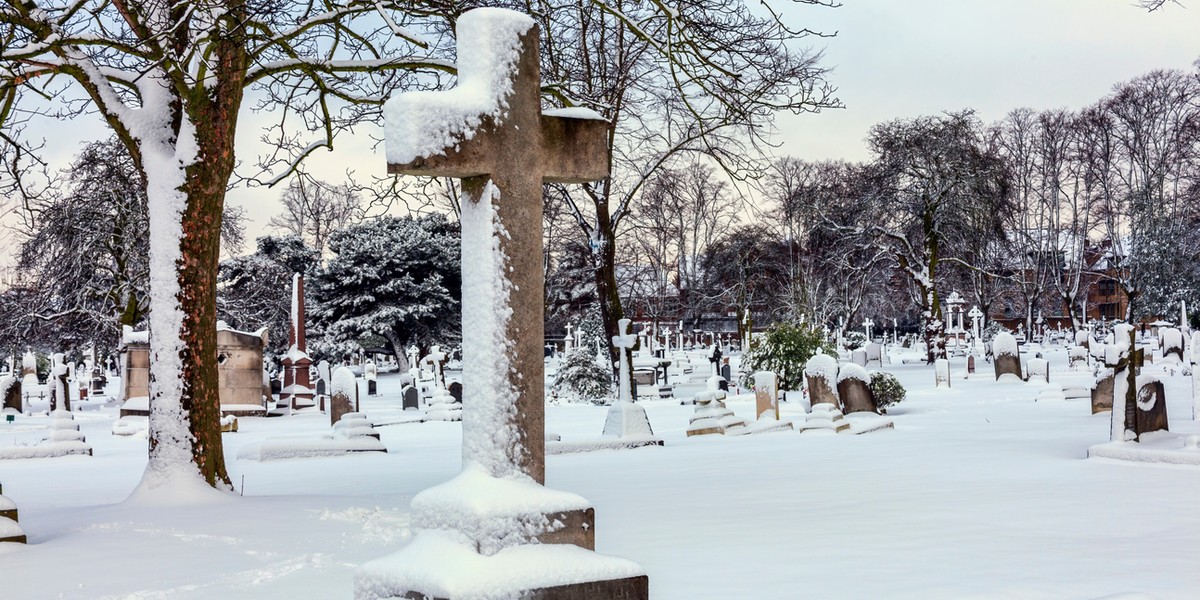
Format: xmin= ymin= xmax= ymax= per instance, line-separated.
xmin=330 ymin=366 xmax=358 ymax=426
xmin=602 ymin=319 xmax=655 ymax=438
xmin=1159 ymin=327 xmax=1183 ymax=364
xmin=836 ymin=363 xmax=878 ymax=414
xmin=935 ymin=358 xmax=951 ymax=388
xmin=992 ymin=332 xmax=1022 ymax=380
xmin=753 ymin=371 xmax=779 ymax=420
xmin=1027 ymin=358 xmax=1049 ymax=383
xmin=804 ymin=354 xmax=840 ymax=410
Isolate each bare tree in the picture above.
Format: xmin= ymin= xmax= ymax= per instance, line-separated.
xmin=269 ymin=178 xmax=363 ymax=257
xmin=865 ymin=110 xmax=1011 ymax=362
xmin=1 ymin=0 xmax=459 ymax=490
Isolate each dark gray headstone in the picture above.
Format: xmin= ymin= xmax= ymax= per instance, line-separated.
xmin=836 ymin=376 xmax=878 ymax=414
xmin=1133 ymin=379 xmax=1169 ymax=438
xmin=270 ymin=378 xmax=282 ymax=395
xmin=402 ymin=385 xmax=420 ymax=411
xmin=966 ymin=355 xmax=976 ymax=374
xmin=367 ymin=379 xmax=377 ymax=396
xmin=316 ymin=379 xmax=327 ymax=397
xmin=720 ymin=364 xmax=732 ymax=382
xmin=448 ymin=381 xmax=463 ymax=404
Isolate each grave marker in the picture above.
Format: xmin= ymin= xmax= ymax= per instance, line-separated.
xmin=356 ymin=10 xmax=645 ymax=599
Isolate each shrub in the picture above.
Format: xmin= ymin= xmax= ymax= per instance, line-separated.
xmin=843 ymin=331 xmax=867 ymax=350
xmin=869 ymin=371 xmax=906 ymax=412
xmin=740 ymin=321 xmax=835 ymax=391
xmin=552 ymin=348 xmax=612 ymax=405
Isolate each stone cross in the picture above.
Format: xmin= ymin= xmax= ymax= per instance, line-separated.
xmin=612 ymin=319 xmax=637 ymax=403
xmin=564 ymin=324 xmax=574 ymax=353
xmin=968 ymin=306 xmax=983 ymax=351
xmin=386 ymin=15 xmax=608 ymax=485
xmin=863 ymin=318 xmax=874 ymax=340
xmin=405 ymin=345 xmax=419 ymax=375
xmin=423 ymin=346 xmax=447 ymax=389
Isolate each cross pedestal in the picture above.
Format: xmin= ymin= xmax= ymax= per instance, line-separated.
xmin=354 ymin=8 xmax=645 ymax=600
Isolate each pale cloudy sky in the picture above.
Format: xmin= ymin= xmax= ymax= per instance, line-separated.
xmin=776 ymin=0 xmax=1200 ymax=162
xmin=5 ymin=1 xmax=1199 ymax=266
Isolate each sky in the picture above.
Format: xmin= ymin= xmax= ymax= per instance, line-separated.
xmin=3 ymin=0 xmax=1200 ymax=271
xmin=775 ymin=0 xmax=1200 ymax=162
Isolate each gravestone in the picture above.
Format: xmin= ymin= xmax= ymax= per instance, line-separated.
xmin=1131 ymin=379 xmax=1169 ymax=438
xmin=993 ymin=332 xmax=1023 ymax=380
xmin=935 ymin=358 xmax=951 ymax=388
xmin=1092 ymin=370 xmax=1115 ymax=414
xmin=365 ymin=361 xmax=378 ymax=396
xmin=356 ymin=10 xmax=646 ymax=599
xmin=754 ymin=371 xmax=779 ymax=420
xmin=281 ymin=273 xmax=314 ymax=409
xmin=864 ymin=343 xmax=882 ymax=368
xmin=2 ymin=376 xmax=20 ymax=413
xmin=448 ymin=381 xmax=463 ymax=405
xmin=1068 ymin=346 xmax=1089 ymax=370
xmin=720 ymin=363 xmax=732 ymax=383
xmin=836 ymin=363 xmax=878 ymax=414
xmin=1160 ymin=328 xmax=1184 ymax=364
xmin=850 ymin=349 xmax=867 ymax=367
xmin=805 ymin=354 xmax=840 ymax=410
xmin=1192 ymin=331 xmax=1200 ymax=420
xmin=402 ymin=385 xmax=420 ymax=411
xmin=1027 ymin=358 xmax=1049 ymax=383
xmin=966 ymin=355 xmax=975 ymax=375
xmin=329 ymin=366 xmax=358 ymax=426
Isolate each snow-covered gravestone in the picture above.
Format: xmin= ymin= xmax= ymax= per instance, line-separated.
xmin=1027 ymin=358 xmax=1049 ymax=383
xmin=992 ymin=332 xmax=1022 ymax=381
xmin=864 ymin=343 xmax=882 ymax=368
xmin=804 ymin=353 xmax=840 ymax=411
xmin=934 ymin=358 xmax=951 ymax=388
xmin=1159 ymin=327 xmax=1184 ymax=364
xmin=837 ymin=363 xmax=879 ymax=414
xmin=281 ymin=273 xmax=314 ymax=409
xmin=602 ymin=319 xmax=656 ymax=439
xmin=356 ymin=8 xmax=646 ymax=600
xmin=329 ymin=366 xmax=358 ymax=426
xmin=753 ymin=371 xmax=780 ymax=420
xmin=421 ymin=346 xmax=447 ymax=389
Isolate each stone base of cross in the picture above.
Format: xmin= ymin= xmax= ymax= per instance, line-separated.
xmin=354 ymin=8 xmax=646 ymax=600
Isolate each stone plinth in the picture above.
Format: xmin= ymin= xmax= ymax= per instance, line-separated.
xmin=123 ymin=325 xmax=268 ymax=416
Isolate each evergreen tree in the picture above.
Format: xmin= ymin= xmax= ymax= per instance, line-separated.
xmin=313 ymin=215 xmax=461 ymax=365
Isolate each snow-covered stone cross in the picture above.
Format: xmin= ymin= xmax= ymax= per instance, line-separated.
xmin=968 ymin=305 xmax=983 ymax=351
xmin=384 ymin=8 xmax=608 ymax=485
xmin=863 ymin=318 xmax=874 ymax=340
xmin=359 ymin=9 xmax=647 ymax=599
xmin=422 ymin=345 xmax=447 ymax=389
xmin=564 ymin=323 xmax=574 ymax=353
xmin=612 ymin=319 xmax=637 ymax=403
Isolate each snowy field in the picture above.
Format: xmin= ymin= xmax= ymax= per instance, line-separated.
xmin=1 ymin=347 xmax=1197 ymax=599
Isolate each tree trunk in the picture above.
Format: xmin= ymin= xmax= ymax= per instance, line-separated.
xmin=592 ymin=206 xmax=625 ymax=395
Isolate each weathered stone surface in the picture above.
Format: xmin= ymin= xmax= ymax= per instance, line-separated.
xmin=805 ymin=374 xmax=840 ymax=411
xmin=2 ymin=378 xmax=21 ymax=412
xmin=994 ymin=354 xmax=1022 ymax=380
xmin=537 ymin=508 xmax=594 ymax=550
xmin=837 ymin=376 xmax=879 ymax=415
xmin=397 ymin=575 xmax=649 ymax=600
xmin=330 ymin=392 xmax=356 ymax=427
xmin=864 ymin=343 xmax=882 ymax=368
xmin=1134 ymin=380 xmax=1169 ymax=439
xmin=1092 ymin=373 xmax=1114 ymax=414
xmin=850 ymin=349 xmax=867 ymax=367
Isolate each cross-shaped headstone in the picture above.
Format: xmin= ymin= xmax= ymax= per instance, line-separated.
xmin=564 ymin=323 xmax=574 ymax=353
xmin=863 ymin=318 xmax=874 ymax=340
xmin=422 ymin=345 xmax=447 ymax=389
xmin=386 ymin=11 xmax=608 ymax=485
xmin=612 ymin=319 xmax=637 ymax=403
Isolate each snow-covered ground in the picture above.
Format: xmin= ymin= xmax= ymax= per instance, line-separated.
xmin=1 ymin=346 xmax=1197 ymax=599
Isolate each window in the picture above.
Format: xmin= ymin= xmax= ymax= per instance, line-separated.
xmin=1098 ymin=279 xmax=1117 ymax=296
xmin=1100 ymin=302 xmax=1121 ymax=319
